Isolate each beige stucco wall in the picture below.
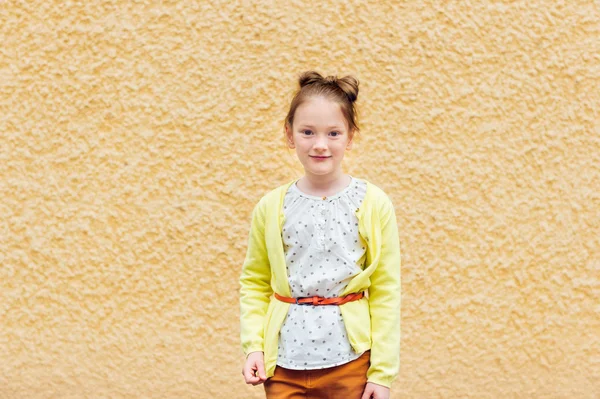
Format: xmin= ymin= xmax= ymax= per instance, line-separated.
xmin=1 ymin=1 xmax=599 ymax=398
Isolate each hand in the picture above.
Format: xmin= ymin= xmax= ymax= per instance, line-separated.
xmin=242 ymin=351 xmax=267 ymax=386
xmin=361 ymin=382 xmax=390 ymax=399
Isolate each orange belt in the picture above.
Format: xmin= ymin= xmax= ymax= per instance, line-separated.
xmin=274 ymin=292 xmax=364 ymax=306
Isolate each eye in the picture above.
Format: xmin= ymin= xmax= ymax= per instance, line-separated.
xmin=301 ymin=129 xmax=313 ymax=136
xmin=330 ymin=131 xmax=341 ymax=137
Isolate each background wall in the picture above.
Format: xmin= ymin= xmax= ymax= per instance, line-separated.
xmin=1 ymin=1 xmax=599 ymax=398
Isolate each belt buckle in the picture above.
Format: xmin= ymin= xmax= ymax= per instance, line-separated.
xmin=296 ymin=296 xmax=325 ymax=306
xmin=295 ymin=297 xmax=312 ymax=306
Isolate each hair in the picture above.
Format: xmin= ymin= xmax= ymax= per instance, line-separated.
xmin=284 ymin=71 xmax=360 ymax=141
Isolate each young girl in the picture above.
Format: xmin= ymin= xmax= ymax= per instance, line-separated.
xmin=240 ymin=71 xmax=401 ymax=399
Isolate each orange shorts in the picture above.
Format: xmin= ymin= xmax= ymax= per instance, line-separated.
xmin=264 ymin=350 xmax=370 ymax=399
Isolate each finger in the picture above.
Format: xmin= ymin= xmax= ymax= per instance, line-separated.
xmin=245 ymin=374 xmax=260 ymax=384
xmin=251 ymin=369 xmax=265 ymax=386
xmin=361 ymin=386 xmax=374 ymax=399
xmin=242 ymin=367 xmax=260 ymax=384
xmin=256 ymin=360 xmax=267 ymax=381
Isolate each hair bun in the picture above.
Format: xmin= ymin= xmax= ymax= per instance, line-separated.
xmin=336 ymin=75 xmax=359 ymax=103
xmin=299 ymin=71 xmax=324 ymax=88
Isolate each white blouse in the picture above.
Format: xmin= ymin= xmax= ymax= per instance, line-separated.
xmin=277 ymin=176 xmax=368 ymax=369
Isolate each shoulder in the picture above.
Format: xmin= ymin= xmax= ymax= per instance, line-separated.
xmin=254 ymin=180 xmax=295 ymax=211
xmin=358 ymin=178 xmax=393 ymax=205
xmin=356 ymin=178 xmax=396 ymax=221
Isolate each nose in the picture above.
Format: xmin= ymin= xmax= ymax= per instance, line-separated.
xmin=313 ymin=135 xmax=328 ymax=151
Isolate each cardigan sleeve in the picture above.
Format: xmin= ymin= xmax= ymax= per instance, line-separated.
xmin=366 ymin=195 xmax=402 ymax=388
xmin=239 ymin=199 xmax=273 ymax=356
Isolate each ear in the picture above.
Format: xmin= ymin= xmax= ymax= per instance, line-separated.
xmin=285 ymin=125 xmax=295 ymax=149
xmin=346 ymin=132 xmax=354 ymax=150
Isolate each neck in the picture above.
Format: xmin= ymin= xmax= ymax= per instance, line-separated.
xmin=297 ymin=171 xmax=351 ymax=196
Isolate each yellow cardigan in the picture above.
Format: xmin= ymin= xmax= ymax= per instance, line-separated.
xmin=239 ymin=178 xmax=401 ymax=388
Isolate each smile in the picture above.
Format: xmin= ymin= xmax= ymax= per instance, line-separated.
xmin=310 ymin=156 xmax=331 ymax=159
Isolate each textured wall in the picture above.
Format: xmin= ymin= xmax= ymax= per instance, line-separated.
xmin=1 ymin=1 xmax=599 ymax=398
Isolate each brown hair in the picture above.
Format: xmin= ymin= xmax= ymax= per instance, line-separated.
xmin=284 ymin=71 xmax=360 ymax=140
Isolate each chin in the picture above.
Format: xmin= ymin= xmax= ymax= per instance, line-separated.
xmin=308 ymin=169 xmax=337 ymax=176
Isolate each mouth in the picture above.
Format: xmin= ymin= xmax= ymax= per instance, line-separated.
xmin=310 ymin=156 xmax=331 ymax=159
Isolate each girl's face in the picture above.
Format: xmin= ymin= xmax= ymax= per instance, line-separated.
xmin=286 ymin=96 xmax=353 ymax=180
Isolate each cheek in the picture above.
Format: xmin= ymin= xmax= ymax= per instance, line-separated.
xmin=333 ymin=143 xmax=349 ymax=155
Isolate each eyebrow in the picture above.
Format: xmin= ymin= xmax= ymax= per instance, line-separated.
xmin=298 ymin=124 xmax=343 ymax=130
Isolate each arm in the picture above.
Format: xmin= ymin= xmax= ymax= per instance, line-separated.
xmin=367 ymin=196 xmax=401 ymax=388
xmin=239 ymin=200 xmax=273 ymax=355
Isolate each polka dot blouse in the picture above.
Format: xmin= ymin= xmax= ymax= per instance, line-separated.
xmin=277 ymin=176 xmax=368 ymax=370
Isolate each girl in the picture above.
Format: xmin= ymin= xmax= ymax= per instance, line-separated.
xmin=240 ymin=71 xmax=401 ymax=399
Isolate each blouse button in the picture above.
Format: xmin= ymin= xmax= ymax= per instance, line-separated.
xmin=322 ymin=196 xmax=327 ymax=200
